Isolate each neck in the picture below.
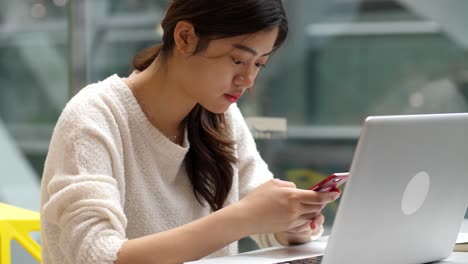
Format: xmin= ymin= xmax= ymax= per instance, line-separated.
xmin=127 ymin=57 xmax=196 ymax=142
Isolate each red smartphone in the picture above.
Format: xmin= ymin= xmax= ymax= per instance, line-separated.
xmin=309 ymin=172 xmax=349 ymax=192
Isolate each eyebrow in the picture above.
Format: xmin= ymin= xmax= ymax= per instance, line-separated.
xmin=232 ymin=44 xmax=273 ymax=57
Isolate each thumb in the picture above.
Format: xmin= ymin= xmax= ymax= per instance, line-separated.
xmin=272 ymin=178 xmax=297 ymax=188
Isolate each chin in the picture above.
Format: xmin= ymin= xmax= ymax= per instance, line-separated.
xmin=200 ymin=103 xmax=231 ymax=114
xmin=207 ymin=107 xmax=229 ymax=114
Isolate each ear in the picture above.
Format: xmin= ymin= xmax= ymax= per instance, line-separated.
xmin=173 ymin=21 xmax=199 ymax=56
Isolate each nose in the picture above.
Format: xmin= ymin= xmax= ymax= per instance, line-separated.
xmin=234 ymin=66 xmax=256 ymax=89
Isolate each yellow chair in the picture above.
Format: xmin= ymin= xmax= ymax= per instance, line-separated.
xmin=0 ymin=202 xmax=41 ymax=263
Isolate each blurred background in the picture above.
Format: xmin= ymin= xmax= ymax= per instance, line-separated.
xmin=1 ymin=0 xmax=468 ymax=261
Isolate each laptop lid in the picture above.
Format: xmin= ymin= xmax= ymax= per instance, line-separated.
xmin=187 ymin=113 xmax=468 ymax=264
xmin=322 ymin=113 xmax=468 ymax=264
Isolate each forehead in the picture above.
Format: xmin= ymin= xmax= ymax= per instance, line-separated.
xmin=205 ymin=27 xmax=279 ymax=56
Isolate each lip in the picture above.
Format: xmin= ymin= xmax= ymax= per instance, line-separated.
xmin=224 ymin=93 xmax=242 ymax=103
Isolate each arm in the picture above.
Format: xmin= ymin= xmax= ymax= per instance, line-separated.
xmin=43 ymin=102 xmax=255 ymax=264
xmin=117 ymin=177 xmax=338 ymax=263
xmin=44 ymin=143 xmax=334 ymax=263
xmin=42 ymin=98 xmax=335 ymax=264
xmin=116 ymin=202 xmax=251 ymax=263
xmin=40 ymin=88 xmax=138 ymax=263
xmin=226 ymin=104 xmax=325 ymax=246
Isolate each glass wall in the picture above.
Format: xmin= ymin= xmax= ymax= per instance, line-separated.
xmin=0 ymin=1 xmax=68 ymax=262
xmin=0 ymin=1 xmax=68 ymax=173
xmin=247 ymin=0 xmax=468 ymax=234
xmin=1 ymin=0 xmax=467 ymax=255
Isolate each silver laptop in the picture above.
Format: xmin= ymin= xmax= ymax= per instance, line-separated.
xmin=188 ymin=113 xmax=468 ymax=264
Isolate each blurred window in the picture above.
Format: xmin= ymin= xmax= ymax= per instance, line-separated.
xmin=0 ymin=1 xmax=68 ymax=172
xmin=0 ymin=1 xmax=467 ymax=250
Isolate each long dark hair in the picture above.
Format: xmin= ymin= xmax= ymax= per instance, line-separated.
xmin=132 ymin=0 xmax=288 ymax=211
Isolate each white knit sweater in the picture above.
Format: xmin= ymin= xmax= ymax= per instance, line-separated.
xmin=40 ymin=74 xmax=297 ymax=264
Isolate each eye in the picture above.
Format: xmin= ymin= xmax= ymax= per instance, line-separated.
xmin=255 ymin=63 xmax=266 ymax=68
xmin=231 ymin=57 xmax=244 ymax=65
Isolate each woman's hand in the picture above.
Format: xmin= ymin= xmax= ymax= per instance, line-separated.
xmin=275 ymin=187 xmax=341 ymax=245
xmin=237 ymin=179 xmax=340 ymax=236
xmin=274 ymin=213 xmax=324 ymax=245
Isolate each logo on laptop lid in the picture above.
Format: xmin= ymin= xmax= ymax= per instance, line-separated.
xmin=401 ymin=171 xmax=430 ymax=215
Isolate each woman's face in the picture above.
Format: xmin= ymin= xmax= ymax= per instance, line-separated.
xmin=176 ymin=27 xmax=279 ymax=114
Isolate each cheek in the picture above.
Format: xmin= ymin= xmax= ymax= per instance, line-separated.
xmin=192 ymin=62 xmax=233 ymax=90
xmin=180 ymin=68 xmax=229 ymax=107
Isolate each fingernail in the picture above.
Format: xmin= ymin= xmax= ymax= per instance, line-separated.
xmin=310 ymin=222 xmax=316 ymax=230
xmin=330 ymin=193 xmax=340 ymax=200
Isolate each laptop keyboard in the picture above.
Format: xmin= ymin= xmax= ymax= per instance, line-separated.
xmin=273 ymin=255 xmax=323 ymax=264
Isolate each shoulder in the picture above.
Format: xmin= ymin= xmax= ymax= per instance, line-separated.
xmin=65 ymin=75 xmax=120 ymax=116
xmin=55 ymin=75 xmax=129 ymax=137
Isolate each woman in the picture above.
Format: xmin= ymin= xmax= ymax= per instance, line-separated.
xmin=40 ymin=1 xmax=341 ymax=263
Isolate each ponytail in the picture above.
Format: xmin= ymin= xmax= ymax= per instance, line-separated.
xmin=132 ymin=44 xmax=162 ymax=71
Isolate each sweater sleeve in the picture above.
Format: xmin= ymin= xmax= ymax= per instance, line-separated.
xmin=41 ymin=95 xmax=127 ymax=264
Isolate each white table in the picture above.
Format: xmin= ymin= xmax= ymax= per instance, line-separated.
xmin=188 ymin=219 xmax=468 ymax=264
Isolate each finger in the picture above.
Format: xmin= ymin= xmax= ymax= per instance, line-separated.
xmin=286 ymin=221 xmax=312 ymax=233
xmin=297 ymin=189 xmax=341 ymax=205
xmin=300 ymin=203 xmax=325 ymax=214
xmin=329 ymin=187 xmax=341 ymax=193
xmin=310 ymin=214 xmax=325 ymax=230
xmin=272 ymin=178 xmax=297 ymax=188
xmin=299 ymin=212 xmax=320 ymax=222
